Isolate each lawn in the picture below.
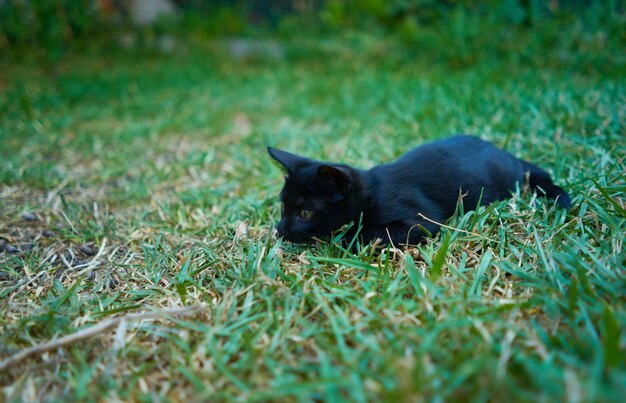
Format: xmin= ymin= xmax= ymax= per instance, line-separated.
xmin=1 ymin=20 xmax=625 ymax=401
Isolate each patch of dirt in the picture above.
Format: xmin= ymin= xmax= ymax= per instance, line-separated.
xmin=0 ymin=185 xmax=141 ymax=299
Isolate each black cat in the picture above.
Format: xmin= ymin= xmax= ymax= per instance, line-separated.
xmin=268 ymin=135 xmax=571 ymax=246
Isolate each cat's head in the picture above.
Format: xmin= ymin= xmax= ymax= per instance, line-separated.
xmin=268 ymin=147 xmax=362 ymax=243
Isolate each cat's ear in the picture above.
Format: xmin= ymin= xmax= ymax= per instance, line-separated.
xmin=317 ymin=165 xmax=352 ymax=190
xmin=267 ymin=147 xmax=309 ymax=173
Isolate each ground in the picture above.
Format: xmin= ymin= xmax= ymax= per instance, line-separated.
xmin=0 ymin=28 xmax=625 ymax=401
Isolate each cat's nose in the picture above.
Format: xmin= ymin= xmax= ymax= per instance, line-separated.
xmin=276 ymin=220 xmax=287 ymax=236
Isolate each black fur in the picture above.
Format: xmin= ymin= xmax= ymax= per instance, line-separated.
xmin=268 ymin=135 xmax=571 ymax=246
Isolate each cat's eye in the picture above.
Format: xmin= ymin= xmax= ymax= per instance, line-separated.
xmin=298 ymin=209 xmax=314 ymax=221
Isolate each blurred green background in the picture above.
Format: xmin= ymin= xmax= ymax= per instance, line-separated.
xmin=1 ymin=0 xmax=623 ymax=73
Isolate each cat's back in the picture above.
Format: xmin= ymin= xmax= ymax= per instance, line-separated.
xmin=393 ymin=135 xmax=498 ymax=165
xmin=371 ymin=134 xmax=523 ymax=190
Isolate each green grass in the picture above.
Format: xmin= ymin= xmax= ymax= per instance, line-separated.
xmin=1 ymin=24 xmax=625 ymax=401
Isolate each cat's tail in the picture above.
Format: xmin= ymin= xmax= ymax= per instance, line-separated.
xmin=524 ymin=162 xmax=571 ymax=209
